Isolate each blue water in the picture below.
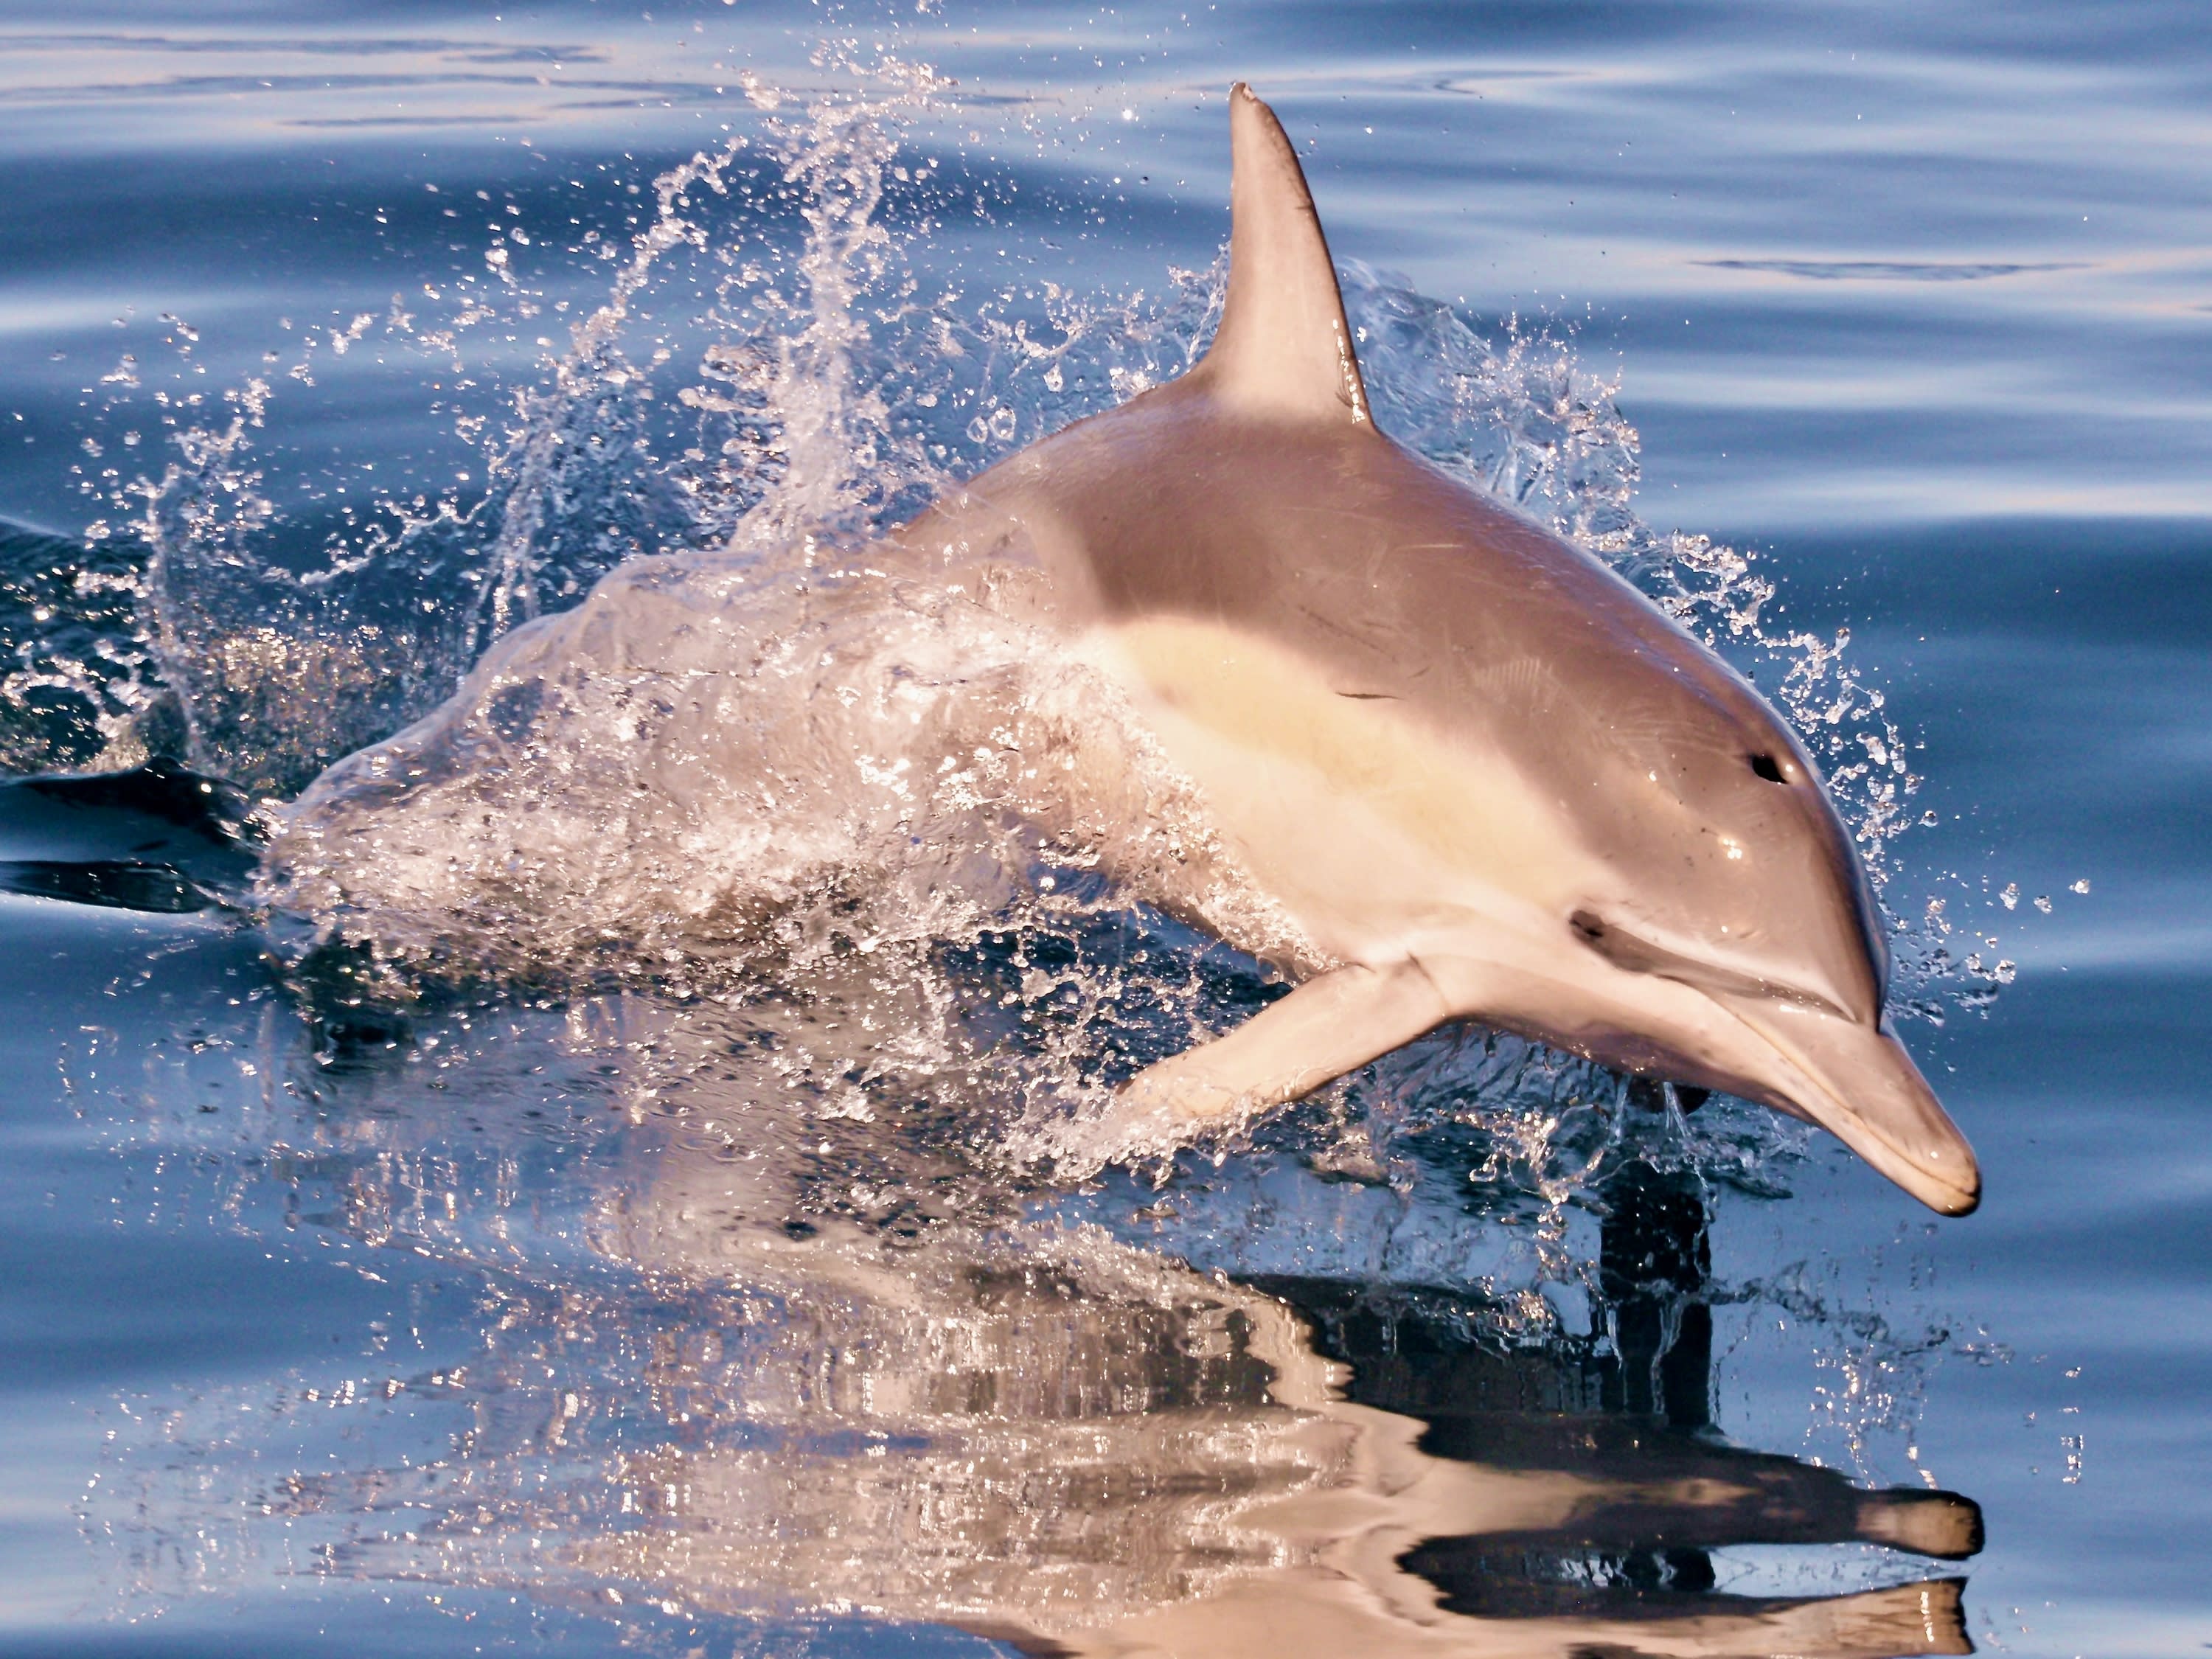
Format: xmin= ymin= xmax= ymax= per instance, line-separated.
xmin=1 ymin=4 xmax=2208 ymax=1656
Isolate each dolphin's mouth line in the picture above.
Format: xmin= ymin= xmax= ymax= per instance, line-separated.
xmin=1568 ymin=909 xmax=1854 ymax=1023
xmin=1700 ymin=993 xmax=1979 ymax=1213
xmin=1562 ymin=914 xmax=1975 ymax=1212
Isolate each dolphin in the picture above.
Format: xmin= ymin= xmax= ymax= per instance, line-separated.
xmin=272 ymin=85 xmax=1980 ymax=1214
xmin=883 ymin=85 xmax=1980 ymax=1214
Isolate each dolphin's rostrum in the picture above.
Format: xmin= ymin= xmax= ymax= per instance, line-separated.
xmin=890 ymin=85 xmax=1980 ymax=1214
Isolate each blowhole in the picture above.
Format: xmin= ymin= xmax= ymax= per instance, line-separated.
xmin=1749 ymin=752 xmax=1786 ymax=783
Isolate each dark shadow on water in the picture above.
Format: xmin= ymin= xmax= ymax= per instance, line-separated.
xmin=0 ymin=855 xmax=212 ymax=911
xmin=0 ymin=758 xmax=260 ymax=908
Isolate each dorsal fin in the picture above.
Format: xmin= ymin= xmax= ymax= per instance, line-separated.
xmin=1192 ymin=84 xmax=1370 ymax=425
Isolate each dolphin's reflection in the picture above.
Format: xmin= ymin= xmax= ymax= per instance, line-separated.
xmin=1257 ymin=1162 xmax=1980 ymax=1650
xmin=397 ymin=1123 xmax=1978 ymax=1658
xmin=73 ymin=958 xmax=1979 ymax=1657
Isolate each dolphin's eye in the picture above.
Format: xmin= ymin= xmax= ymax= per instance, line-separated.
xmin=1749 ymin=752 xmax=1786 ymax=784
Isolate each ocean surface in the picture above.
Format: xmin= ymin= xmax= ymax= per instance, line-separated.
xmin=1 ymin=2 xmax=2207 ymax=1655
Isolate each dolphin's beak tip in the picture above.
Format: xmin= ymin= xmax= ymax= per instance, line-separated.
xmin=1910 ymin=1142 xmax=1981 ymax=1217
xmin=1930 ymin=1181 xmax=1980 ymax=1219
xmin=1928 ymin=1121 xmax=1983 ymax=1217
xmin=1934 ymin=1169 xmax=1982 ymax=1218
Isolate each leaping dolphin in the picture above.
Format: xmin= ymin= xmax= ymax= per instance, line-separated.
xmin=887 ymin=85 xmax=1980 ymax=1214
xmin=274 ymin=85 xmax=1980 ymax=1216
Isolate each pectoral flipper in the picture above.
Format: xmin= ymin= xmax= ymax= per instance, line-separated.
xmin=1118 ymin=959 xmax=1454 ymax=1126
